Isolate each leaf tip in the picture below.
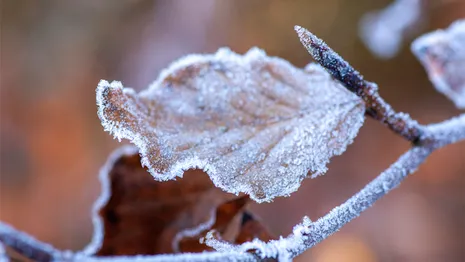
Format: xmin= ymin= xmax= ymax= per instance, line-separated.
xmin=294 ymin=26 xmax=325 ymax=61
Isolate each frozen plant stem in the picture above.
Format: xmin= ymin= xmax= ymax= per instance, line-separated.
xmin=0 ymin=222 xmax=62 ymax=262
xmin=288 ymin=146 xmax=431 ymax=258
xmin=295 ymin=25 xmax=423 ymax=143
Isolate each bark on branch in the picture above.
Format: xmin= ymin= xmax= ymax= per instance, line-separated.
xmin=295 ymin=25 xmax=424 ymax=143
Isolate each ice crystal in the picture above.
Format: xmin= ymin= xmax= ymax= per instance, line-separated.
xmin=96 ymin=47 xmax=365 ymax=202
xmin=412 ymin=19 xmax=465 ymax=109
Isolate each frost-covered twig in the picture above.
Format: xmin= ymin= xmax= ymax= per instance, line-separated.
xmin=2 ymin=114 xmax=463 ymax=262
xmin=423 ymin=113 xmax=465 ymax=147
xmin=2 ymin=25 xmax=464 ymax=262
xmin=0 ymin=222 xmax=64 ymax=262
xmin=286 ymin=146 xmax=432 ymax=258
xmin=0 ymin=221 xmax=259 ymax=262
xmin=295 ymin=26 xmax=423 ymax=143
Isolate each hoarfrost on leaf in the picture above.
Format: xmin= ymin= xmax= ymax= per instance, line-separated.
xmin=96 ymin=47 xmax=365 ymax=202
xmin=359 ymin=0 xmax=423 ymax=59
xmin=411 ymin=19 xmax=465 ymax=109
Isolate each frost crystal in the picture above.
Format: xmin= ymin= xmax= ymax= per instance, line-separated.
xmin=412 ymin=19 xmax=465 ymax=109
xmin=96 ymin=47 xmax=365 ymax=202
xmin=360 ymin=0 xmax=423 ymax=59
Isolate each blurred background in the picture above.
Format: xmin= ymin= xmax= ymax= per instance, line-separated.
xmin=1 ymin=0 xmax=464 ymax=261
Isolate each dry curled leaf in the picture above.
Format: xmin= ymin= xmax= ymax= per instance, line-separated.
xmin=84 ymin=146 xmax=272 ymax=257
xmin=235 ymin=212 xmax=274 ymax=245
xmin=412 ymin=19 xmax=465 ymax=109
xmin=96 ymin=48 xmax=365 ymax=202
xmin=175 ymin=198 xmax=274 ymax=253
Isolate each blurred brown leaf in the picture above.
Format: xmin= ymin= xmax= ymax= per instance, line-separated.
xmin=92 ymin=146 xmax=273 ymax=256
xmin=412 ymin=19 xmax=465 ymax=109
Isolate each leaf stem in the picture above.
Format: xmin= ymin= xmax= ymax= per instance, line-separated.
xmin=295 ymin=25 xmax=424 ymax=143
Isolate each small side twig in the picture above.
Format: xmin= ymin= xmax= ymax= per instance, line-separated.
xmin=295 ymin=25 xmax=424 ymax=143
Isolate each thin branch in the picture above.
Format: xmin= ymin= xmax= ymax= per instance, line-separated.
xmin=80 ymin=251 xmax=258 ymax=262
xmin=288 ymin=146 xmax=431 ymax=258
xmin=0 ymin=222 xmax=63 ymax=262
xmin=295 ymin=25 xmax=424 ymax=143
xmin=0 ymin=221 xmax=259 ymax=262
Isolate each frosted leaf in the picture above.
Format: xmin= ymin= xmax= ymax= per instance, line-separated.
xmin=360 ymin=0 xmax=423 ymax=59
xmin=97 ymin=47 xmax=365 ymax=202
xmin=411 ymin=19 xmax=465 ymax=109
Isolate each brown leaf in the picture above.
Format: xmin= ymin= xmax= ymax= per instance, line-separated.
xmin=96 ymin=48 xmax=365 ymax=202
xmin=412 ymin=19 xmax=465 ymax=109
xmin=175 ymin=196 xmax=250 ymax=253
xmin=174 ymin=200 xmax=274 ymax=253
xmin=235 ymin=212 xmax=274 ymax=244
xmin=86 ymin=146 xmax=272 ymax=257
